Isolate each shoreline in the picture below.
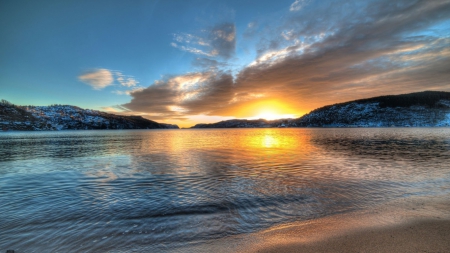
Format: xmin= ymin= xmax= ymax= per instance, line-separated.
xmin=176 ymin=194 xmax=450 ymax=253
xmin=2 ymin=126 xmax=450 ymax=132
xmin=253 ymin=219 xmax=450 ymax=253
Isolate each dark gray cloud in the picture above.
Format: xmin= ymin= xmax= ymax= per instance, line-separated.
xmin=122 ymin=71 xmax=234 ymax=117
xmin=125 ymin=0 xmax=450 ymax=122
xmin=180 ymin=73 xmax=234 ymax=114
xmin=192 ymin=57 xmax=228 ymax=70
xmin=209 ymin=23 xmax=236 ymax=58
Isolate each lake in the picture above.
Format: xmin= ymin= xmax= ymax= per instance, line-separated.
xmin=1 ymin=128 xmax=450 ymax=252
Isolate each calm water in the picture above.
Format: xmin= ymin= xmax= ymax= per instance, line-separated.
xmin=1 ymin=128 xmax=450 ymax=252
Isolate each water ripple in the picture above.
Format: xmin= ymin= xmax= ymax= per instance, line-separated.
xmin=1 ymin=128 xmax=450 ymax=251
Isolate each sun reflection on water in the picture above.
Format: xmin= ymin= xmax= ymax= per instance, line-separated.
xmin=262 ymin=135 xmax=278 ymax=148
xmin=241 ymin=129 xmax=305 ymax=150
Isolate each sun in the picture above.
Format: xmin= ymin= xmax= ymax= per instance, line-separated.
xmin=255 ymin=110 xmax=280 ymax=120
xmin=234 ymin=99 xmax=300 ymax=121
xmin=254 ymin=108 xmax=296 ymax=120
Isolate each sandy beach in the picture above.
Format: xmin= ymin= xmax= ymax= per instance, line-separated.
xmin=246 ymin=194 xmax=450 ymax=253
xmin=177 ymin=194 xmax=450 ymax=253
xmin=253 ymin=219 xmax=450 ymax=253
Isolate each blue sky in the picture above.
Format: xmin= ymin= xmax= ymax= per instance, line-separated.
xmin=1 ymin=0 xmax=450 ymax=127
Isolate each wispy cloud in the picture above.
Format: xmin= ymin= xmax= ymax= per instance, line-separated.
xmin=171 ymin=22 xmax=236 ymax=59
xmin=100 ymin=106 xmax=120 ymax=113
xmin=290 ymin=0 xmax=308 ymax=12
xmin=173 ymin=33 xmax=209 ymax=46
xmin=171 ymin=42 xmax=214 ymax=57
xmin=115 ymin=72 xmax=139 ymax=87
xmin=112 ymin=86 xmax=145 ymax=95
xmin=80 ymin=69 xmax=141 ymax=94
xmin=78 ymin=69 xmax=114 ymax=90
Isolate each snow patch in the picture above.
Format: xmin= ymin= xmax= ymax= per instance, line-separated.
xmin=437 ymin=113 xmax=450 ymax=126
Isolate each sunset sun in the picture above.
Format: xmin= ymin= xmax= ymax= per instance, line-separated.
xmin=256 ymin=110 xmax=281 ymax=120
xmin=253 ymin=108 xmax=298 ymax=120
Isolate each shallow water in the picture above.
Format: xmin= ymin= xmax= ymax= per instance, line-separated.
xmin=1 ymin=128 xmax=450 ymax=252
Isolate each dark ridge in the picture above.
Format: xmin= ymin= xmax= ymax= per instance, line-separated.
xmin=0 ymin=100 xmax=179 ymax=130
xmin=312 ymin=91 xmax=450 ymax=113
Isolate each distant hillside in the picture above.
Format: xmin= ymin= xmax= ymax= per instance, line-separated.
xmin=192 ymin=91 xmax=450 ymax=128
xmin=192 ymin=118 xmax=294 ymax=128
xmin=294 ymin=91 xmax=450 ymax=127
xmin=0 ymin=100 xmax=179 ymax=131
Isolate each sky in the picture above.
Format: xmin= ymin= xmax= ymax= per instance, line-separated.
xmin=1 ymin=0 xmax=450 ymax=127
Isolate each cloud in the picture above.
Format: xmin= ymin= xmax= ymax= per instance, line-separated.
xmin=171 ymin=22 xmax=236 ymax=59
xmin=233 ymin=0 xmax=450 ymax=108
xmin=112 ymin=86 xmax=145 ymax=95
xmin=209 ymin=23 xmax=236 ymax=58
xmin=290 ymin=0 xmax=307 ymax=12
xmin=101 ymin=106 xmax=120 ymax=113
xmin=80 ymin=69 xmax=141 ymax=93
xmin=115 ymin=72 xmax=139 ymax=87
xmin=192 ymin=57 xmax=228 ymax=70
xmin=171 ymin=42 xmax=213 ymax=57
xmin=124 ymin=0 xmax=450 ymax=124
xmin=173 ymin=33 xmax=209 ymax=46
xmin=122 ymin=71 xmax=234 ymax=116
xmin=78 ymin=69 xmax=114 ymax=90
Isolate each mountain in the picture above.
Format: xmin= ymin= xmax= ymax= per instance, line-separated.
xmin=0 ymin=100 xmax=179 ymax=131
xmin=294 ymin=91 xmax=450 ymax=127
xmin=192 ymin=91 xmax=450 ymax=128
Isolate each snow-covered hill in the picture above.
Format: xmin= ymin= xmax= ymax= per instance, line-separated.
xmin=0 ymin=101 xmax=178 ymax=131
xmin=295 ymin=91 xmax=450 ymax=127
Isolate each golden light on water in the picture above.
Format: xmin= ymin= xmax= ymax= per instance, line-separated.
xmin=262 ymin=134 xmax=279 ymax=148
xmin=242 ymin=129 xmax=306 ymax=151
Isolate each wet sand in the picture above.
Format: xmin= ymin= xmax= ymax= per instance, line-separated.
xmin=246 ymin=194 xmax=450 ymax=253
xmin=253 ymin=219 xmax=450 ymax=253
xmin=176 ymin=194 xmax=450 ymax=253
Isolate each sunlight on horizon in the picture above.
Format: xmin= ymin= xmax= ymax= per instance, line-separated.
xmin=252 ymin=110 xmax=297 ymax=121
xmin=236 ymin=100 xmax=301 ymax=122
